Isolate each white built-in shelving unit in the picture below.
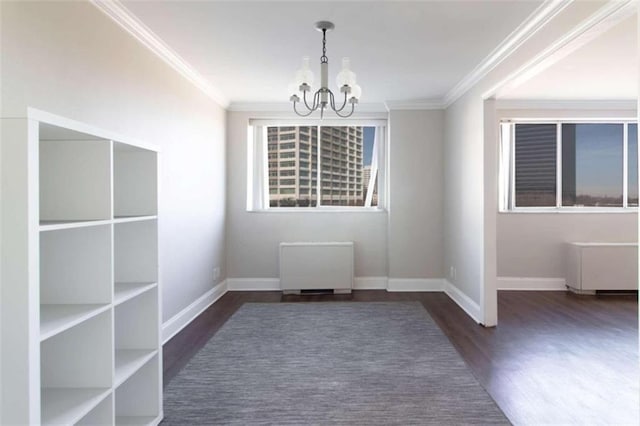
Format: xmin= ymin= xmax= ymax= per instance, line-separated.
xmin=1 ymin=109 xmax=162 ymax=425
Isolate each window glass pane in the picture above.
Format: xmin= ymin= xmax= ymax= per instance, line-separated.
xmin=514 ymin=124 xmax=557 ymax=207
xmin=628 ymin=124 xmax=638 ymax=207
xmin=267 ymin=126 xmax=318 ymax=207
xmin=562 ymin=123 xmax=623 ymax=207
xmin=319 ymin=126 xmax=374 ymax=206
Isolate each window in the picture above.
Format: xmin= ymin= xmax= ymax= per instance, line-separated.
xmin=628 ymin=124 xmax=638 ymax=207
xmin=514 ymin=124 xmax=556 ymax=207
xmin=562 ymin=124 xmax=623 ymax=207
xmin=500 ymin=121 xmax=638 ymax=211
xmin=247 ymin=121 xmax=386 ymax=210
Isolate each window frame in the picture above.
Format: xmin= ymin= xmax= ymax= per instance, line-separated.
xmin=500 ymin=118 xmax=638 ymax=213
xmin=247 ymin=119 xmax=388 ymax=212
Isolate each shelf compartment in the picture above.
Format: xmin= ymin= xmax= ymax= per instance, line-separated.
xmin=114 ymin=282 xmax=157 ymax=306
xmin=115 ymin=288 xmax=159 ymax=351
xmin=114 ymin=142 xmax=158 ymax=217
xmin=114 ymin=220 xmax=158 ymax=284
xmin=40 ymin=225 xmax=112 ymax=306
xmin=115 ymin=349 xmax=157 ymax=388
xmin=41 ymin=387 xmax=111 ymax=426
xmin=41 ymin=310 xmax=112 ymax=389
xmin=115 ymin=355 xmax=161 ymax=423
xmin=41 ymin=311 xmax=113 ymax=425
xmin=76 ymin=393 xmax=113 ymax=425
xmin=39 ymin=124 xmax=111 ymax=221
xmin=40 ymin=303 xmax=110 ymax=341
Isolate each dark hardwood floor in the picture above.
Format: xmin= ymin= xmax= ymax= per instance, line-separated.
xmin=163 ymin=290 xmax=639 ymax=425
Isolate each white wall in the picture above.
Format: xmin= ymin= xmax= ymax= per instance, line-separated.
xmin=225 ymin=109 xmax=445 ymax=282
xmin=0 ymin=1 xmax=226 ymax=323
xmin=443 ymin=1 xmax=609 ymax=325
xmin=444 ymin=94 xmax=485 ymax=303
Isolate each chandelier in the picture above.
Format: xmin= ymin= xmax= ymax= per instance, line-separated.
xmin=288 ymin=21 xmax=361 ymax=118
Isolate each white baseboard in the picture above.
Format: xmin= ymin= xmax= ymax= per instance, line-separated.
xmin=225 ymin=277 xmax=446 ymax=292
xmin=353 ymin=276 xmax=388 ymax=290
xmin=162 ymin=280 xmax=228 ymax=344
xmin=443 ymin=280 xmax=482 ymax=324
xmin=387 ymin=278 xmax=445 ymax=292
xmin=227 ymin=277 xmax=389 ymax=291
xmin=227 ymin=278 xmax=281 ymax=291
xmin=498 ymin=277 xmax=567 ymax=291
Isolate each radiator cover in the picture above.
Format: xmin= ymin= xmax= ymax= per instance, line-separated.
xmin=279 ymin=242 xmax=354 ymax=293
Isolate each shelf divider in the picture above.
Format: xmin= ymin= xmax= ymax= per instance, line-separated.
xmin=114 ymin=282 xmax=157 ymax=306
xmin=115 ymin=415 xmax=160 ymax=426
xmin=40 ymin=304 xmax=110 ymax=341
xmin=113 ymin=215 xmax=158 ymax=224
xmin=40 ymin=219 xmax=112 ymax=232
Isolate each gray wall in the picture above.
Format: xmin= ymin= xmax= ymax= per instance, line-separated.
xmin=1 ymin=1 xmax=227 ymax=323
xmin=498 ymin=213 xmax=638 ymax=278
xmin=496 ymin=106 xmax=638 ymax=278
xmin=388 ymin=110 xmax=444 ymax=278
xmin=443 ymin=1 xmax=606 ymax=325
xmin=226 ymin=110 xmax=445 ymax=280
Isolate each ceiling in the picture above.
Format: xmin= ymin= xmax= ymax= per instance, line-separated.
xmin=499 ymin=14 xmax=638 ymax=100
xmin=121 ymin=0 xmax=543 ymax=105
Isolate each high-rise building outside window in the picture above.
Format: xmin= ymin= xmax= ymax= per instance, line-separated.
xmin=500 ymin=121 xmax=637 ymax=211
xmin=248 ymin=122 xmax=386 ymax=210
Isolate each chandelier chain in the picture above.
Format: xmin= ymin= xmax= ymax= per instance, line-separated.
xmin=321 ymin=29 xmax=328 ymax=64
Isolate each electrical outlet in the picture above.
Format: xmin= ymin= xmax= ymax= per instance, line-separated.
xmin=449 ymin=266 xmax=456 ymax=280
xmin=213 ymin=267 xmax=220 ymax=281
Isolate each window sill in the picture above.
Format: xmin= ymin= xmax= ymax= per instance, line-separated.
xmin=247 ymin=207 xmax=387 ymax=214
xmin=499 ymin=208 xmax=638 ymax=214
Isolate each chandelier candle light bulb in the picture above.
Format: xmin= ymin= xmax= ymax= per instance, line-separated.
xmin=289 ymin=21 xmax=360 ymax=118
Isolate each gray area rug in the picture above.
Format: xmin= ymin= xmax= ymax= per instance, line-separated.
xmin=163 ymin=302 xmax=509 ymax=425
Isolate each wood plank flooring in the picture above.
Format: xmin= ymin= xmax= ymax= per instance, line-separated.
xmin=163 ymin=290 xmax=638 ymax=425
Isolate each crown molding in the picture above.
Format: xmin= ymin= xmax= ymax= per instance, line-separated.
xmin=488 ymin=0 xmax=637 ymax=101
xmin=495 ymin=99 xmax=638 ymax=111
xmin=443 ymin=0 xmax=572 ymax=108
xmin=228 ymin=101 xmax=389 ymax=113
xmin=90 ymin=0 xmax=229 ymax=108
xmin=384 ymin=100 xmax=445 ymax=111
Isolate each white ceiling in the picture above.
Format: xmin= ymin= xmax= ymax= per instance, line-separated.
xmin=121 ymin=0 xmax=542 ymax=105
xmin=499 ymin=14 xmax=638 ymax=100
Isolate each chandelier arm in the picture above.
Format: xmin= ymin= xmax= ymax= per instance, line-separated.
xmin=302 ymin=89 xmax=313 ymax=111
xmin=293 ymin=101 xmax=317 ymax=117
xmin=333 ymin=102 xmax=355 ymax=118
xmin=303 ymin=89 xmax=321 ymax=112
xmin=309 ymin=90 xmax=319 ymax=112
xmin=334 ymin=90 xmax=349 ymax=112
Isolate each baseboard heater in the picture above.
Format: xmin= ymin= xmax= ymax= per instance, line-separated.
xmin=279 ymin=242 xmax=354 ymax=294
